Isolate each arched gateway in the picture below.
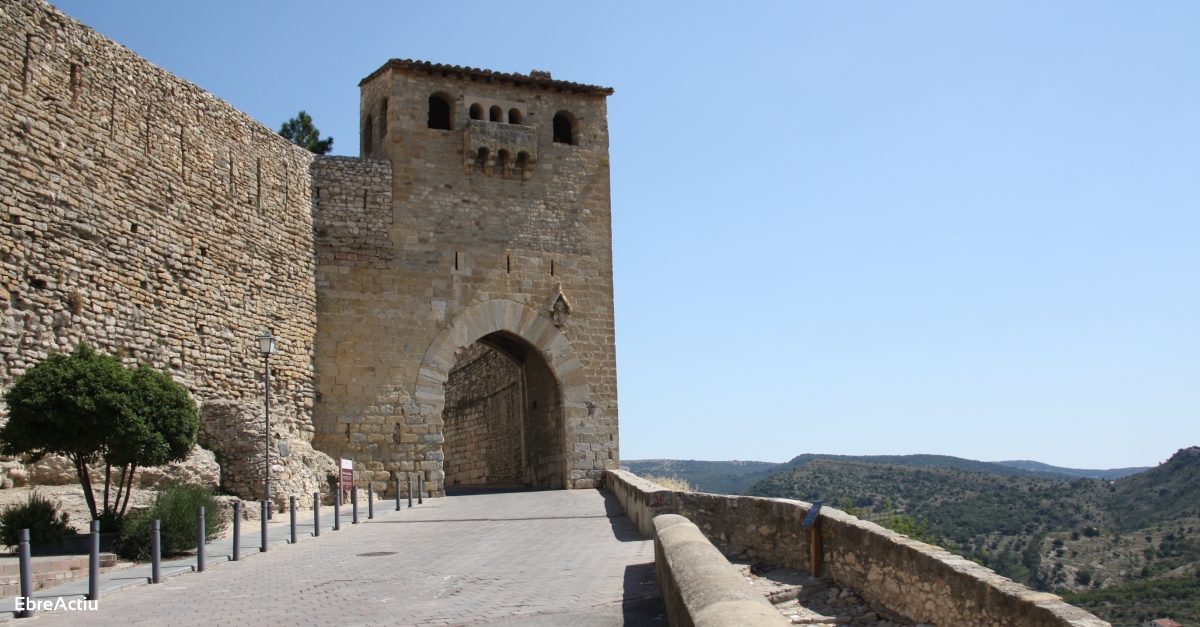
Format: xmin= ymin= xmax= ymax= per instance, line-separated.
xmin=417 ymin=300 xmax=591 ymax=490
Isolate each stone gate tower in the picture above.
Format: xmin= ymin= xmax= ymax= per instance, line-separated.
xmin=311 ymin=61 xmax=619 ymax=494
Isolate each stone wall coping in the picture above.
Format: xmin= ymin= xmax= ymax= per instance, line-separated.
xmin=654 ymin=514 xmax=791 ymax=627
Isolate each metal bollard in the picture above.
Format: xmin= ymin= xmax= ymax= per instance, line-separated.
xmin=260 ymin=500 xmax=269 ymax=552
xmin=232 ymin=501 xmax=241 ymax=561
xmin=368 ymin=484 xmax=374 ymax=520
xmin=290 ymin=496 xmax=297 ymax=544
xmin=334 ymin=489 xmax=341 ymax=531
xmin=18 ymin=528 xmax=33 ymax=617
xmin=418 ymin=474 xmax=424 ymax=504
xmin=313 ymin=492 xmax=321 ymax=537
xmin=395 ymin=476 xmax=401 ymax=511
xmin=407 ymin=475 xmax=413 ymax=508
xmin=151 ymin=520 xmax=161 ymax=583
xmin=352 ymin=486 xmax=359 ymax=524
xmin=89 ymin=519 xmax=100 ymax=601
xmin=196 ymin=506 xmax=206 ymax=572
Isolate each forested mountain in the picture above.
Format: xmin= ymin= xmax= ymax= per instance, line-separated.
xmin=622 ymin=452 xmax=1128 ymax=495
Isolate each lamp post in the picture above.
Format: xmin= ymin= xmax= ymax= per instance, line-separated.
xmin=257 ymin=330 xmax=277 ymax=519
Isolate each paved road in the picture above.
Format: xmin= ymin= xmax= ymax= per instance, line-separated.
xmin=13 ymin=489 xmax=665 ymax=626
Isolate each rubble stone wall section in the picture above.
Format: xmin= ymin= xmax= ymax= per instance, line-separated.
xmin=442 ymin=343 xmax=523 ymax=486
xmin=607 ymin=470 xmax=1111 ymax=627
xmin=0 ymin=0 xmax=327 ymax=496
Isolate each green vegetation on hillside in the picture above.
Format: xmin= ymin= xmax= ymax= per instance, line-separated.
xmin=1103 ymin=449 xmax=1200 ymax=531
xmin=622 ymin=451 xmax=1133 ymax=496
xmin=746 ymin=459 xmax=1108 ymax=546
xmin=783 ymin=453 xmax=1081 ymax=481
xmin=1061 ymin=574 xmax=1200 ymax=626
xmin=739 ymin=447 xmax=1200 ymax=624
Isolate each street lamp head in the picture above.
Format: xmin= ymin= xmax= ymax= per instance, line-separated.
xmin=257 ymin=330 xmax=277 ymax=356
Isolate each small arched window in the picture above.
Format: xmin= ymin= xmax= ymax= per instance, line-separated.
xmin=552 ymin=112 xmax=575 ymax=145
xmin=469 ymin=103 xmax=483 ymax=120
xmin=380 ymin=98 xmax=389 ymax=136
xmin=362 ymin=114 xmax=374 ymax=154
xmin=489 ymin=105 xmax=503 ymax=122
xmin=427 ymin=95 xmax=451 ymax=130
xmin=508 ymin=108 xmax=523 ymax=124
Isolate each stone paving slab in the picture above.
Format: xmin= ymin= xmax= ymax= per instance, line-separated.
xmin=0 ymin=489 xmax=664 ymax=626
xmin=0 ymin=494 xmax=371 ymax=615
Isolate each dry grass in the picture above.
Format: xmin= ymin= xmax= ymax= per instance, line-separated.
xmin=642 ymin=474 xmax=693 ymax=492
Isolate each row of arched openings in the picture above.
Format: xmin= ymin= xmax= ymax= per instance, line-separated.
xmin=470 ymin=103 xmax=523 ymax=125
xmin=426 ymin=94 xmax=576 ymax=145
xmin=472 ymin=147 xmax=533 ymax=179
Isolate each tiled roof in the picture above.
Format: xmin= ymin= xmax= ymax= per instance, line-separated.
xmin=359 ymin=59 xmax=614 ymax=96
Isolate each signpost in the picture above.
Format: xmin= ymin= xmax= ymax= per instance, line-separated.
xmin=803 ymin=502 xmax=823 ymax=577
xmin=340 ymin=458 xmax=353 ymax=497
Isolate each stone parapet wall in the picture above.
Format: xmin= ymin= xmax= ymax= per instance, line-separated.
xmin=606 ymin=470 xmax=1110 ymax=627
xmin=0 ymin=0 xmax=321 ymax=497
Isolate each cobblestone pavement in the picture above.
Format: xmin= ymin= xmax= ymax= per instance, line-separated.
xmin=20 ymin=489 xmax=665 ymax=626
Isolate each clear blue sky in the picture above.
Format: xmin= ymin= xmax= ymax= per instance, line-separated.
xmin=53 ymin=1 xmax=1199 ymax=469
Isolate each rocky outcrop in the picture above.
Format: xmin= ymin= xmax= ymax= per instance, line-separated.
xmin=199 ymin=399 xmax=337 ymax=509
xmin=16 ymin=445 xmax=221 ymax=490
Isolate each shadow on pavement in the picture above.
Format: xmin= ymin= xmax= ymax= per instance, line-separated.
xmin=445 ymin=484 xmax=532 ymax=496
xmin=622 ymin=562 xmax=667 ymax=626
xmin=603 ymin=490 xmax=647 ymax=543
xmin=476 ymin=563 xmax=666 ymax=626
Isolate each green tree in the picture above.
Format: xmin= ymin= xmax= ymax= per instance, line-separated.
xmin=278 ymin=110 xmax=333 ymax=154
xmin=0 ymin=344 xmax=198 ymax=521
xmin=103 ymin=364 xmax=200 ymax=519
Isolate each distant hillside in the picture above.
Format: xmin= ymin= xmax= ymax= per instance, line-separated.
xmin=1105 ymin=447 xmax=1200 ymax=530
xmin=621 ymin=459 xmax=788 ymax=495
xmin=784 ymin=453 xmax=1079 ymax=481
xmin=994 ymin=460 xmax=1150 ymax=480
xmin=622 ymin=452 xmax=1129 ymax=495
xmin=742 ymin=447 xmax=1200 ymax=626
xmin=745 ymin=459 xmax=1107 ymax=545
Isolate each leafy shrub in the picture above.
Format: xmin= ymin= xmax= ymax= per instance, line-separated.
xmin=0 ymin=492 xmax=72 ymax=548
xmin=117 ymin=485 xmax=226 ymax=560
xmin=94 ymin=508 xmax=124 ymax=534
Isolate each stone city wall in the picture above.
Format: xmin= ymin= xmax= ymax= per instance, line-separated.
xmin=309 ymin=154 xmax=394 ymax=493
xmin=607 ymin=470 xmax=1111 ymax=627
xmin=442 ymin=342 xmax=523 ymax=487
xmin=0 ymin=0 xmax=332 ymax=499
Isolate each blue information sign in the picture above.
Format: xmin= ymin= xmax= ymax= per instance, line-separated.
xmin=802 ymin=501 xmax=823 ymax=527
